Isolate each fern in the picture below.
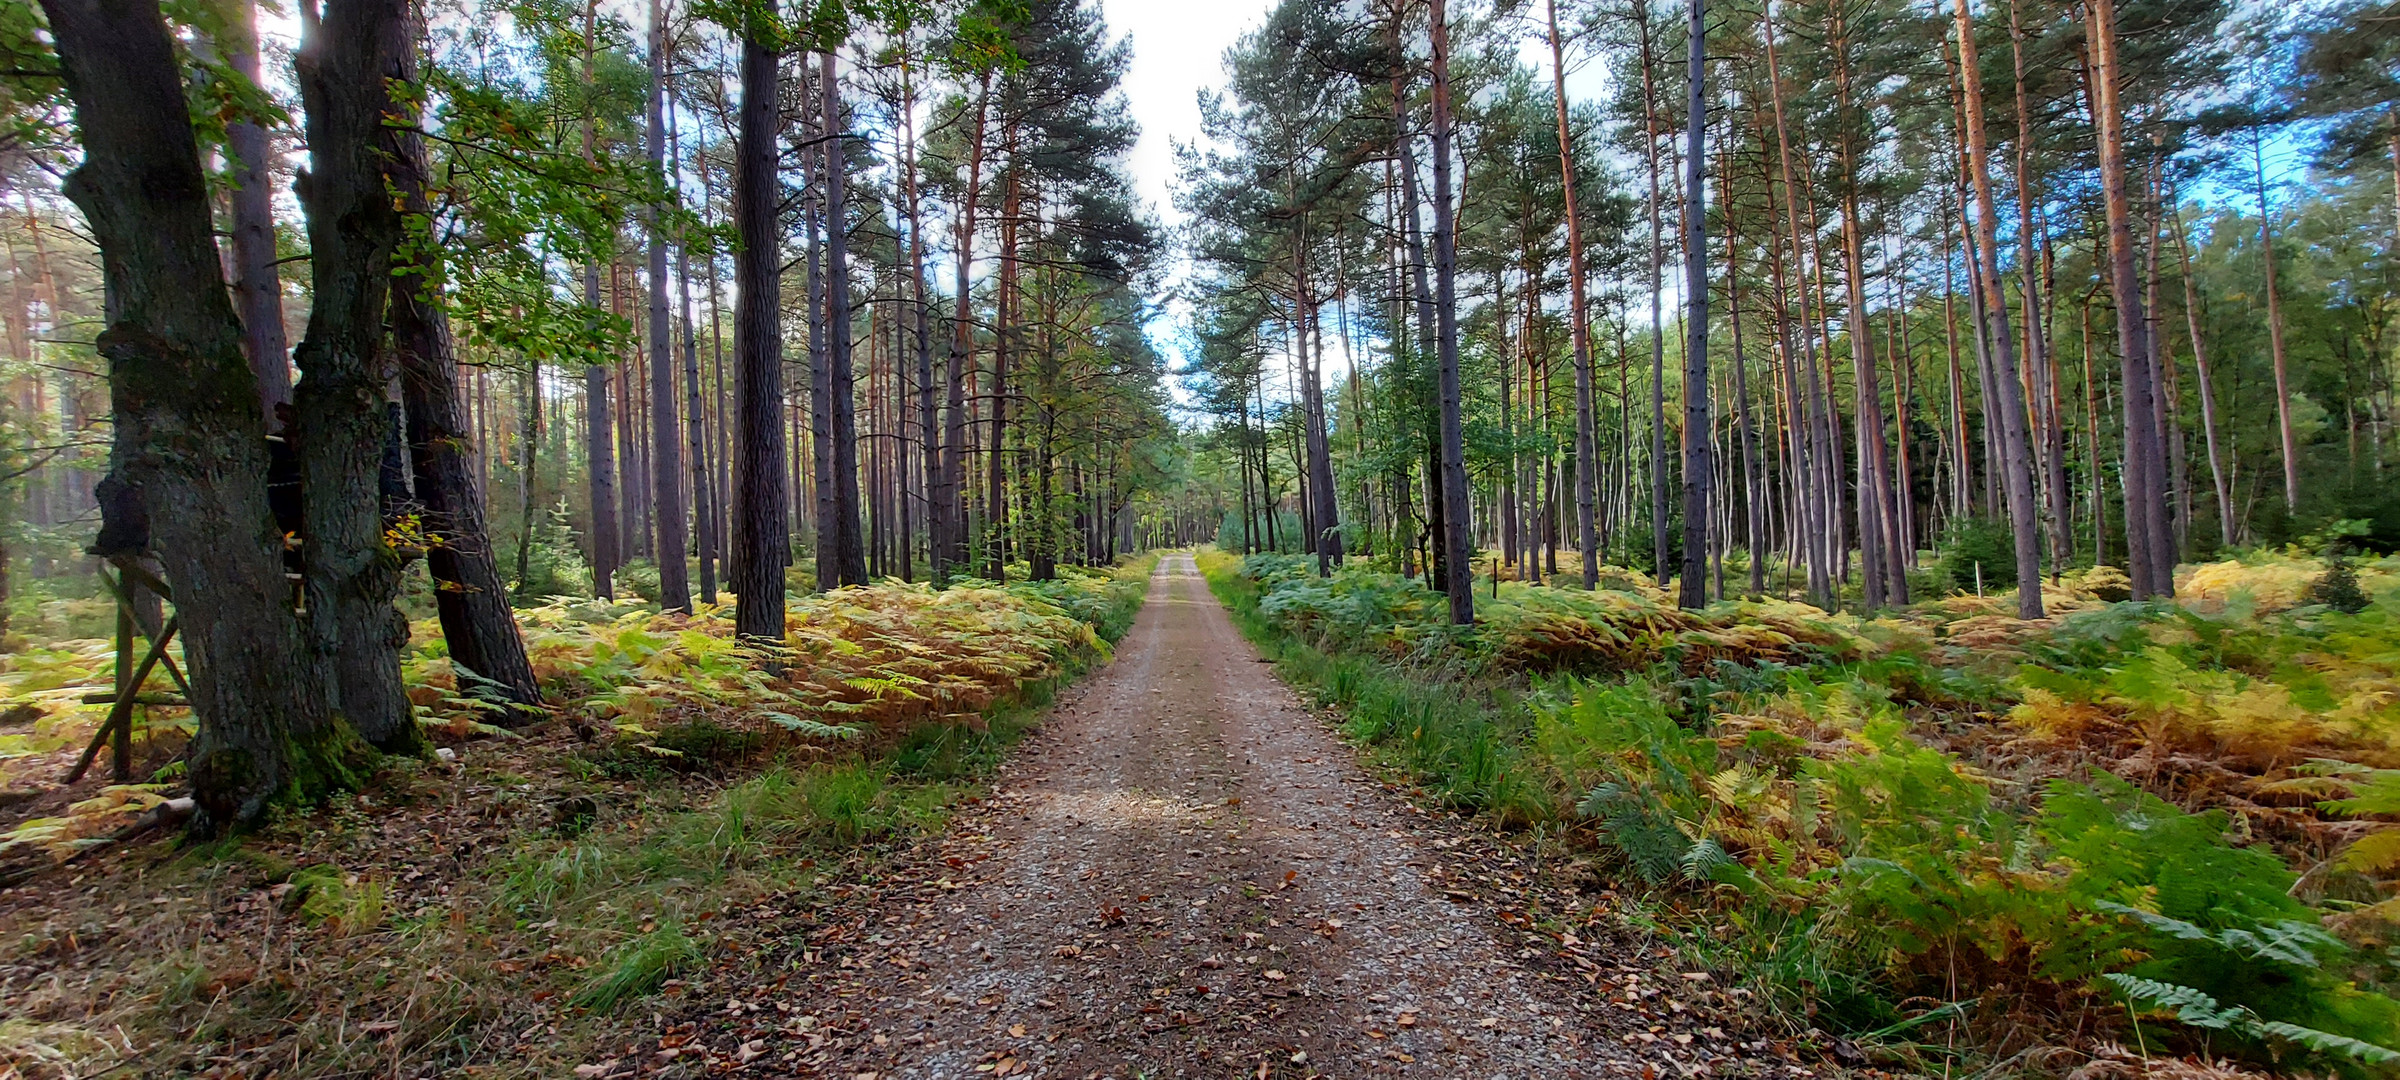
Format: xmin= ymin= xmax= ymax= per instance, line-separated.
xmin=2250 ymin=1021 xmax=2400 ymax=1065
xmin=758 ymin=712 xmax=861 ymax=741
xmin=2104 ymin=973 xmax=2244 ymax=1029
xmin=1680 ymin=836 xmax=1733 ymax=885
xmin=2106 ymin=974 xmax=2400 ymax=1065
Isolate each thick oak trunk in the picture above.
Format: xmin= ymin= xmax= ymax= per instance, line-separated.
xmin=45 ymin=0 xmax=360 ymax=832
xmin=292 ymin=0 xmax=419 ymax=752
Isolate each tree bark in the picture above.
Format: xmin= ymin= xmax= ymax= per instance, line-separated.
xmin=2255 ymin=135 xmax=2301 ymax=513
xmin=1430 ymin=0 xmax=1474 ymax=624
xmin=731 ymin=27 xmax=788 ymax=642
xmin=1677 ymin=0 xmax=1712 ymax=610
xmin=647 ymin=0 xmax=689 ymax=612
xmin=292 ymin=0 xmax=419 ymax=752
xmin=1633 ymin=0 xmax=1670 ymax=586
xmin=1546 ymin=0 xmax=1599 ymax=589
xmin=45 ymin=0 xmax=361 ymax=832
xmin=2169 ymin=207 xmax=2235 ymax=547
xmin=221 ymin=0 xmax=289 ymax=420
xmin=580 ymin=0 xmax=616 ymax=601
xmin=1952 ymin=0 xmax=2047 ymax=618
xmin=673 ymin=94 xmax=716 ymax=604
xmin=823 ymin=50 xmax=866 ymax=587
xmin=386 ymin=14 xmax=541 ymax=708
xmin=900 ymin=46 xmax=941 ymax=583
xmin=2086 ymin=0 xmax=2173 ymax=597
xmin=945 ymin=79 xmax=991 ymax=576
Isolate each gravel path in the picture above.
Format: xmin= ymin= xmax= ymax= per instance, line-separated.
xmin=784 ymin=554 xmax=1661 ymax=1078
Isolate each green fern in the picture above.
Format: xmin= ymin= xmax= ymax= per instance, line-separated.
xmin=758 ymin=712 xmax=862 ymax=740
xmin=2106 ymin=974 xmax=2400 ymax=1065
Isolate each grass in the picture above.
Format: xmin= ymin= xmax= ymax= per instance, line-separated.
xmin=0 ymin=554 xmax=1155 ymax=1079
xmin=1198 ymin=546 xmax=2400 ymax=1077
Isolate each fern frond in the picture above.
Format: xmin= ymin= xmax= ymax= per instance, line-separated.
xmin=1680 ymin=836 xmax=1732 ymax=885
xmin=2249 ymin=1021 xmax=2400 ymax=1064
xmin=2338 ymin=830 xmax=2400 ymax=876
xmin=2101 ymin=973 xmax=2241 ymax=1030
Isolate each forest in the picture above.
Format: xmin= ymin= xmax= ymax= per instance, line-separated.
xmin=0 ymin=0 xmax=2397 ymax=1074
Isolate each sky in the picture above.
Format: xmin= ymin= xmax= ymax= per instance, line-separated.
xmin=1096 ymin=0 xmax=1281 ymax=233
xmin=1093 ymin=0 xmax=1617 ymax=411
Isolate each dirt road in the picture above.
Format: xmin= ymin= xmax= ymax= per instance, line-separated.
xmin=715 ymin=555 xmax=1699 ymax=1077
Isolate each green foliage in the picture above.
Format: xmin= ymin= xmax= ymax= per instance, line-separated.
xmin=2105 ymin=975 xmax=2400 ymax=1067
xmin=2307 ymin=549 xmax=2374 ymax=614
xmin=1203 ymin=545 xmax=2400 ymax=1069
xmin=1934 ymin=517 xmax=2017 ymax=596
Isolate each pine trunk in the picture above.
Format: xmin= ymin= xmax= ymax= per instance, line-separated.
xmin=731 ymin=30 xmax=788 ymax=642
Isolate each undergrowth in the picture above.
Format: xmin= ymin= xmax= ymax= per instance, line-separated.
xmin=0 ymin=556 xmax=1153 ymax=1079
xmin=1199 ymin=546 xmax=2400 ymax=1077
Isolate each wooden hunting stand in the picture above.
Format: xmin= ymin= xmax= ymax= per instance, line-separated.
xmin=65 ymin=558 xmax=188 ymax=784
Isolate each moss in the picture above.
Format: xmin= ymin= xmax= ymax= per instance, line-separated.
xmin=283 ymin=719 xmax=377 ymax=807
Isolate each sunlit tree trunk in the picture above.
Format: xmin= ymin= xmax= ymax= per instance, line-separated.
xmin=2253 ymin=134 xmax=2301 ymax=514
xmin=2169 ymin=208 xmax=2235 ymax=547
xmin=2086 ymin=0 xmax=2173 ymax=597
xmin=1953 ymin=0 xmax=2046 ymax=618
xmin=221 ymin=0 xmax=288 ymax=420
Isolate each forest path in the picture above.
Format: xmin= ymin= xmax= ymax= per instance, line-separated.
xmin=777 ymin=554 xmax=1652 ymax=1078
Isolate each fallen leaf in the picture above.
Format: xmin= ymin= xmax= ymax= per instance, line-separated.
xmin=1261 ymin=969 xmax=1286 ymax=981
xmin=1008 ymin=1023 xmax=1026 ymax=1037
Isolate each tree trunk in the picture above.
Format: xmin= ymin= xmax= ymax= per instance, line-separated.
xmin=900 ymin=49 xmax=941 ymax=583
xmin=1678 ymin=0 xmax=1711 ymax=610
xmin=988 ymin=133 xmax=1020 ymax=583
xmin=646 ymin=0 xmax=689 ymax=612
xmin=945 ymin=79 xmax=991 ymax=576
xmin=2255 ymin=136 xmax=2301 ymax=513
xmin=387 ymin=24 xmax=541 ymax=708
xmin=222 ymin=0 xmax=289 ymax=420
xmin=673 ymin=95 xmax=715 ymax=604
xmin=2086 ymin=0 xmax=2173 ymax=597
xmin=731 ymin=28 xmax=788 ymax=642
xmin=823 ymin=50 xmax=866 ymax=588
xmin=2170 ymin=207 xmax=2235 ymax=547
xmin=46 ymin=0 xmax=361 ymax=832
xmin=1952 ymin=0 xmax=2046 ymax=618
xmin=292 ymin=0 xmax=418 ymax=752
xmin=2010 ymin=0 xmax=2072 ymax=572
xmin=1547 ymin=0 xmax=1599 ymax=589
xmin=1429 ymin=0 xmax=1474 ymax=624
xmin=1634 ymin=0 xmax=1670 ymax=586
